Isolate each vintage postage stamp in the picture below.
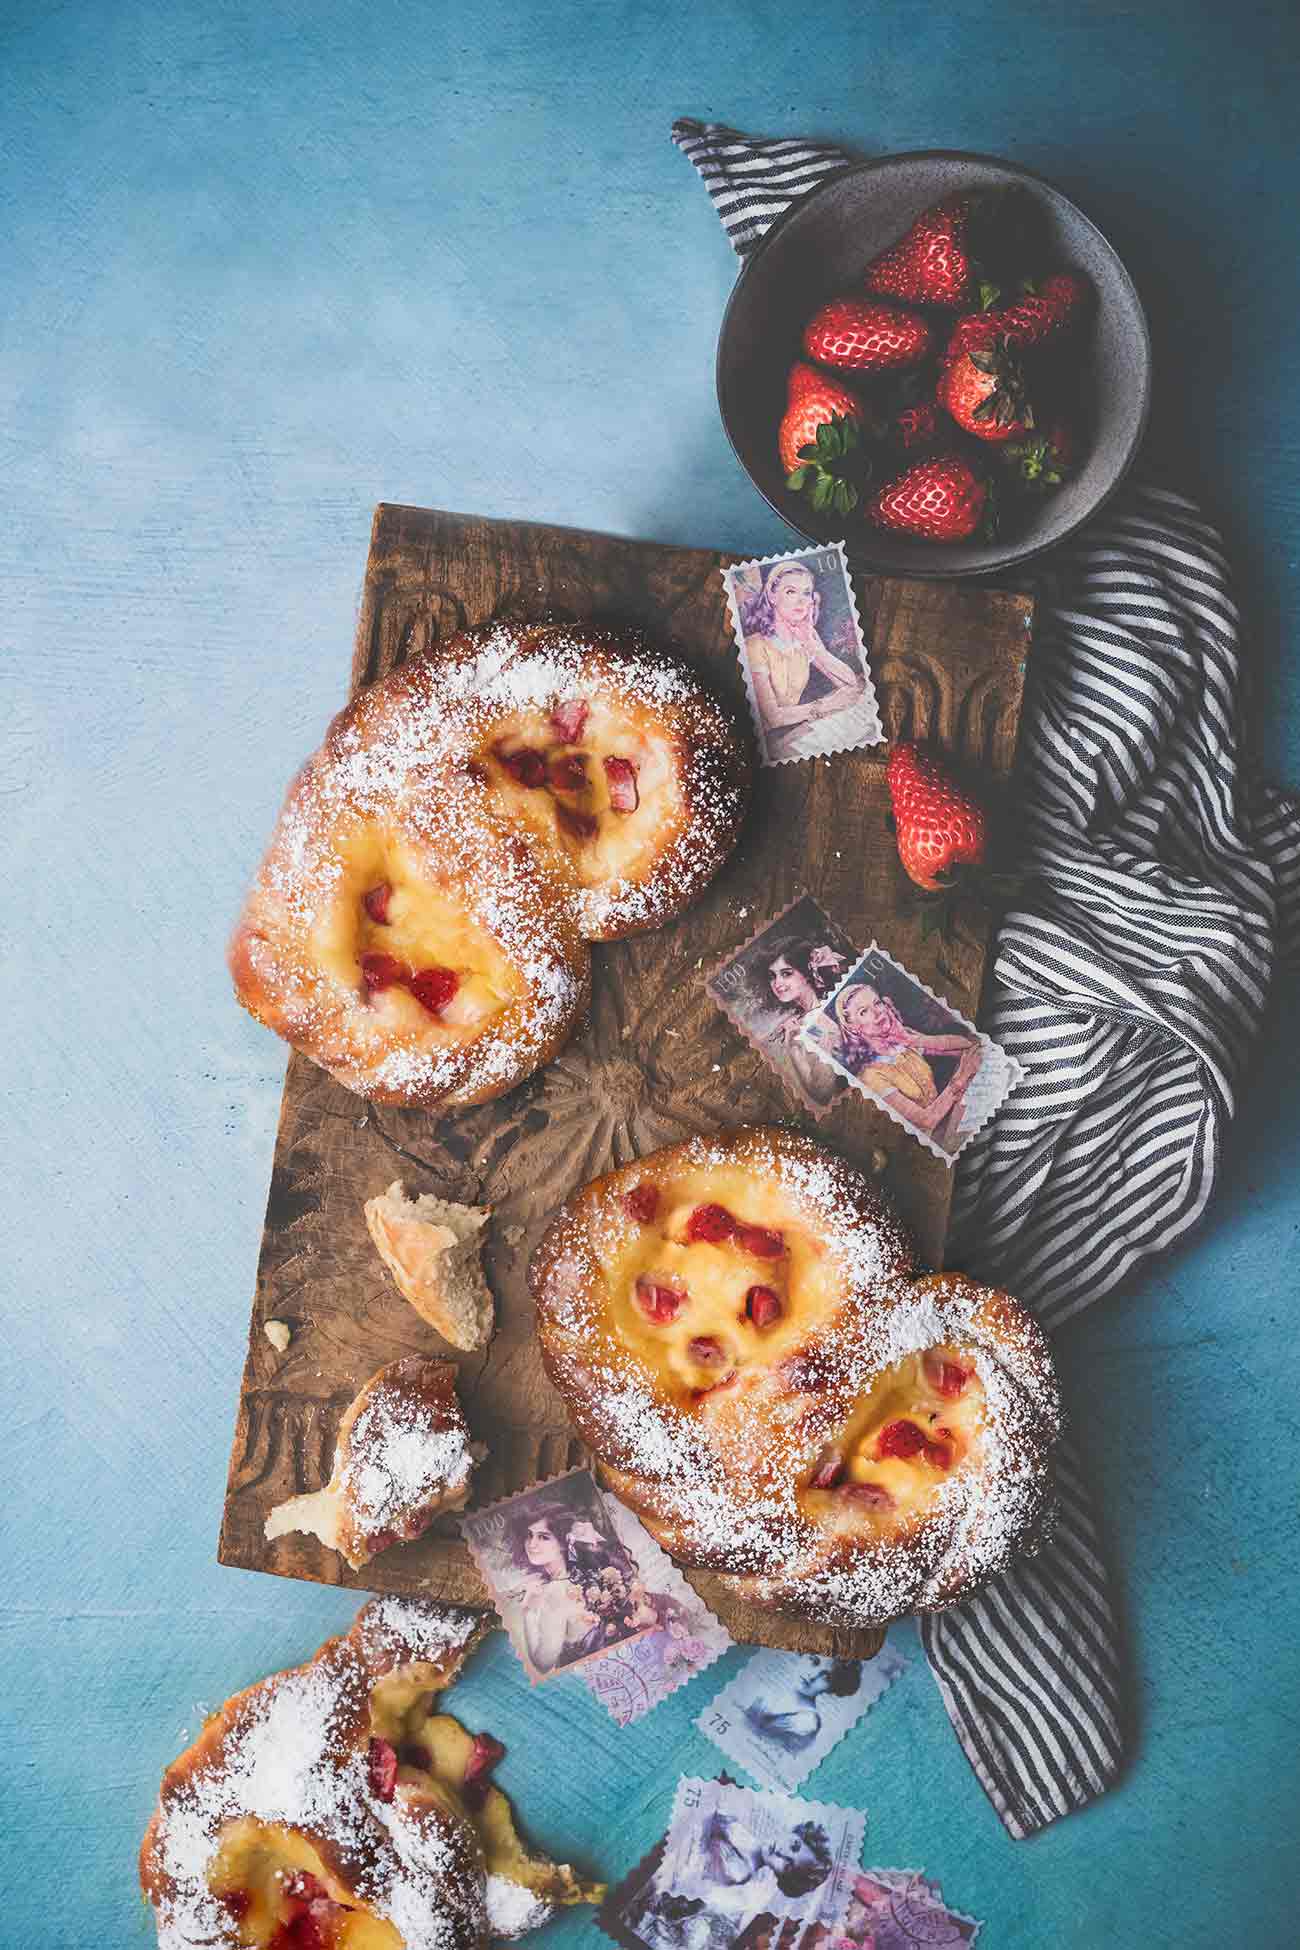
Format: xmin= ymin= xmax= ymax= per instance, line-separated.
xmin=460 ymin=1468 xmax=729 ymax=1695
xmin=798 ymin=944 xmax=1023 ymax=1163
xmin=601 ymin=1776 xmax=866 ymax=1950
xmin=581 ymin=1494 xmax=732 ymax=1724
xmin=705 ymin=893 xmax=861 ymax=1117
xmin=696 ymin=1644 xmax=908 ymax=1795
xmin=720 ymin=543 xmax=884 ymax=767
xmin=833 ymin=1870 xmax=982 ymax=1946
xmin=460 ymin=1468 xmax=658 ymax=1683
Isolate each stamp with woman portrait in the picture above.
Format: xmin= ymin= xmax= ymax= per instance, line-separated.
xmin=460 ymin=1468 xmax=659 ymax=1682
xmin=460 ymin=1467 xmax=728 ymax=1690
xmin=705 ymin=894 xmax=861 ymax=1116
xmin=601 ymin=1777 xmax=866 ymax=1950
xmin=798 ymin=945 xmax=1023 ymax=1163
xmin=697 ymin=1644 xmax=908 ymax=1794
xmin=720 ymin=543 xmax=884 ymax=766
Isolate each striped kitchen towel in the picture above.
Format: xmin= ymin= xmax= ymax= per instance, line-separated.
xmin=673 ymin=117 xmax=1300 ymax=1837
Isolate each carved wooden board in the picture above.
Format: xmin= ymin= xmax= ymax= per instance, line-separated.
xmin=219 ymin=505 xmax=1032 ymax=1659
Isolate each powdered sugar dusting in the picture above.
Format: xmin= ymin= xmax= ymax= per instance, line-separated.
xmin=343 ymin=1373 xmax=475 ymax=1541
xmin=232 ymin=621 xmax=748 ymax=1106
xmin=485 ymin=1873 xmax=555 ymax=1939
xmin=534 ymin=1127 xmax=1061 ymax=1629
xmin=145 ymin=1599 xmax=490 ymax=1950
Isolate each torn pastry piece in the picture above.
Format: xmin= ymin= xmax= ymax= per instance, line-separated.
xmin=139 ymin=1596 xmax=605 ymax=1948
xmin=265 ymin=1356 xmax=479 ymax=1569
xmin=364 ymin=1181 xmax=494 ymax=1351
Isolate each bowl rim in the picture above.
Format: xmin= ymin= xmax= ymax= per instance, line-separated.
xmin=715 ymin=147 xmax=1153 ymax=579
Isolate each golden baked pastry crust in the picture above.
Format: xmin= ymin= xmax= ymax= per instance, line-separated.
xmin=530 ymin=1124 xmax=1061 ymax=1628
xmin=229 ymin=623 xmax=749 ymax=1108
xmin=263 ymin=1356 xmax=478 ymax=1569
xmin=139 ymin=1598 xmax=603 ymax=1949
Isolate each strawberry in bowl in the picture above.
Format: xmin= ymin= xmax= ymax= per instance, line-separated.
xmin=716 ymin=150 xmax=1149 ymax=577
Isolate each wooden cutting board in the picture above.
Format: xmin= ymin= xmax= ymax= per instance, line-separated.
xmin=218 ymin=504 xmax=1033 ymax=1658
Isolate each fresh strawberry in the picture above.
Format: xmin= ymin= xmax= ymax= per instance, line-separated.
xmin=886 ymin=740 xmax=987 ymax=892
xmin=779 ymin=361 xmax=863 ymax=475
xmin=803 ymin=297 xmax=932 ymax=372
xmin=1002 ymin=414 xmax=1076 ymax=487
xmin=786 ymin=409 xmax=870 ymax=518
xmin=937 ymin=344 xmax=1033 ymax=443
xmin=948 ymin=271 xmax=1089 ymax=362
xmin=868 ymin=455 xmax=988 ymax=543
xmin=863 ymin=187 xmax=1053 ymax=312
xmin=864 ymin=195 xmax=974 ymax=308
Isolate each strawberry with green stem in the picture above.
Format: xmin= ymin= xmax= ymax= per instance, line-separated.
xmin=786 ymin=411 xmax=870 ymax=517
xmin=778 ymin=361 xmax=865 ymax=474
xmin=938 ymin=340 xmax=1034 ymax=443
xmin=886 ymin=739 xmax=1023 ymax=933
xmin=947 ymin=271 xmax=1090 ymax=363
xmin=863 ymin=186 xmax=1052 ymax=312
xmin=1002 ymin=414 xmax=1076 ymax=487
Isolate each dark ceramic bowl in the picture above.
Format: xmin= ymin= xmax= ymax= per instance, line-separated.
xmin=717 ymin=150 xmax=1150 ymax=578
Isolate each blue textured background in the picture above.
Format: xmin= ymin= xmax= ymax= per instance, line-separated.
xmin=4 ymin=3 xmax=1298 ymax=1945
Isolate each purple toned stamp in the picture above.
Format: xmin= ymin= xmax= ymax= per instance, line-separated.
xmin=696 ymin=1644 xmax=908 ymax=1794
xmin=830 ymin=1870 xmax=982 ymax=1947
xmin=720 ymin=543 xmax=884 ymax=767
xmin=581 ymin=1494 xmax=732 ymax=1724
xmin=603 ymin=1777 xmax=866 ymax=1950
xmin=798 ymin=943 xmax=1023 ymax=1163
xmin=705 ymin=893 xmax=861 ymax=1116
xmin=460 ymin=1468 xmax=729 ymax=1696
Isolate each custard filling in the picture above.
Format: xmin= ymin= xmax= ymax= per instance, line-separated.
xmin=310 ymin=826 xmax=524 ymax=1035
xmin=599 ymin=1169 xmax=841 ymax=1402
xmin=203 ymin=1690 xmax=601 ymax=1947
xmin=485 ymin=699 xmax=680 ymax=888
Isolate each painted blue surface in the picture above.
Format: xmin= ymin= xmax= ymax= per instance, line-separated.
xmin=4 ymin=2 xmax=1298 ymax=1944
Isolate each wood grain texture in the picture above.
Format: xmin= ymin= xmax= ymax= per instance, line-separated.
xmin=218 ymin=505 xmax=1032 ymax=1656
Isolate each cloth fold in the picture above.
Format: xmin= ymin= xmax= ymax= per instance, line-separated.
xmin=673 ymin=117 xmax=1300 ymax=1835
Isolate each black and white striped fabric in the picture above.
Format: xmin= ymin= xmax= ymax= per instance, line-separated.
xmin=673 ymin=118 xmax=1300 ymax=1837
